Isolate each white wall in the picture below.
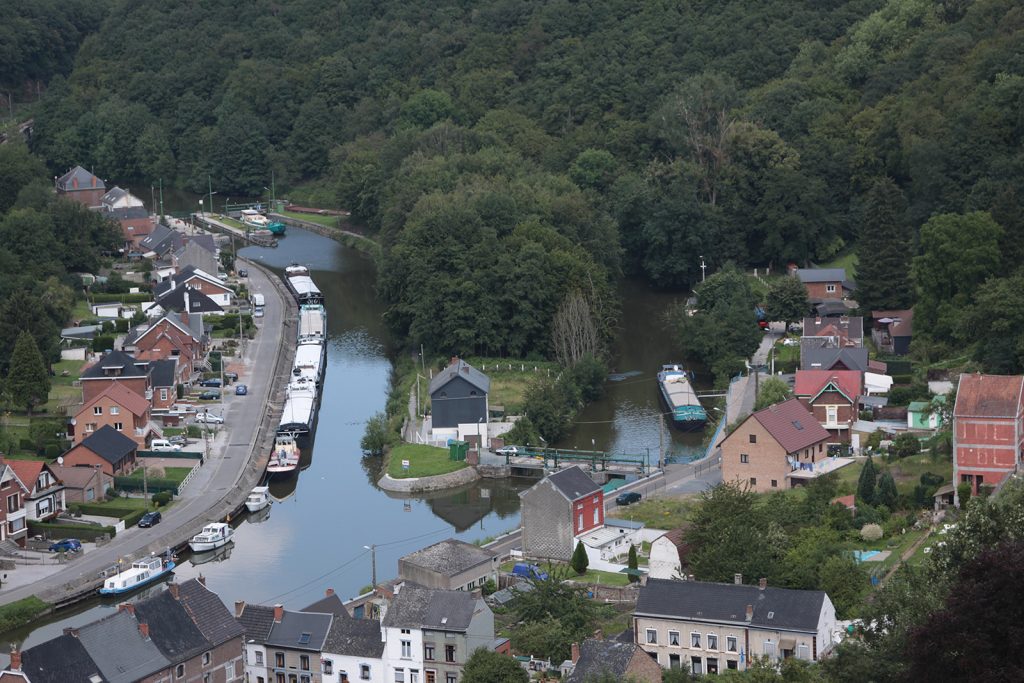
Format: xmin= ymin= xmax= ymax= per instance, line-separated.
xmin=815 ymin=596 xmax=838 ymax=659
xmin=321 ymin=651 xmax=384 ymax=683
xmin=383 ymin=625 xmax=424 ymax=682
xmin=647 ymin=536 xmax=683 ymax=580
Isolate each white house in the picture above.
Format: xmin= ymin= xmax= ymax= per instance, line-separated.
xmin=321 ymin=615 xmax=385 ymax=683
xmin=7 ymin=461 xmax=65 ymax=522
xmin=647 ymin=529 xmax=688 ymax=581
xmin=575 ymin=518 xmax=645 ymax=573
xmin=90 ymin=303 xmax=136 ymax=320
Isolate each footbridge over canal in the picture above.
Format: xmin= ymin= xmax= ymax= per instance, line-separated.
xmin=501 ymin=446 xmax=654 ymax=479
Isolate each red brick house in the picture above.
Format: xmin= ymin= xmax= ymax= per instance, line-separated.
xmin=55 ymin=165 xmax=105 ymax=209
xmin=79 ymin=350 xmax=152 ymax=405
xmin=520 ymin=466 xmax=604 ymax=561
xmin=793 ymin=268 xmax=852 ymax=301
xmin=62 ymin=425 xmax=139 ymax=476
xmin=148 ymin=359 xmax=181 ymax=413
xmin=72 ymin=382 xmax=155 ymax=448
xmin=126 ymin=311 xmax=206 ymax=378
xmin=722 ymin=398 xmax=833 ymax=493
xmin=794 ymin=370 xmax=863 ymax=442
xmin=953 ymin=373 xmax=1024 ymax=498
xmin=6 ymin=460 xmax=64 ymax=522
xmin=0 ymin=464 xmax=30 ymax=546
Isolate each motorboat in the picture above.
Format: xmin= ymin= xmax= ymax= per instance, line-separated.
xmin=99 ymin=555 xmax=175 ymax=595
xmin=267 ymin=432 xmax=301 ymax=475
xmin=188 ymin=522 xmax=234 ymax=553
xmin=245 ymin=486 xmax=271 ymax=513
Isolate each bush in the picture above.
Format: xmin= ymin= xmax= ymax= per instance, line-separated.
xmin=891 ymin=433 xmax=922 ymax=459
xmin=114 ymin=318 xmax=130 ymax=332
xmin=957 ymin=481 xmax=972 ymax=504
xmin=18 ymin=438 xmax=35 ymax=452
xmin=105 ymin=487 xmax=119 ymax=499
xmin=92 ymin=335 xmax=116 ymax=352
xmin=482 ymin=579 xmax=497 ymax=596
xmin=360 ymin=412 xmax=393 ymax=455
xmin=570 ymin=540 xmax=589 ymax=575
xmin=69 ymin=503 xmax=81 ymax=517
xmin=44 ymin=443 xmax=61 ymax=458
xmin=152 ymin=491 xmax=172 ymax=506
xmin=860 ymin=523 xmax=884 ymax=541
xmin=0 ymin=596 xmax=50 ymax=632
xmin=920 ymin=472 xmax=945 ymax=487
xmin=29 ymin=521 xmax=116 ymax=541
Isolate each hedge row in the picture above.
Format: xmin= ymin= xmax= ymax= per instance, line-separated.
xmin=113 ymin=477 xmax=179 ymax=495
xmin=75 ymin=504 xmax=138 ymax=518
xmin=29 ymin=521 xmax=117 ymax=541
xmin=91 ymin=292 xmax=151 ymax=303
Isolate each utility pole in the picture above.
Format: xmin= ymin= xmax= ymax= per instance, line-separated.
xmin=143 ymin=460 xmax=148 ymax=504
xmin=364 ymin=544 xmax=377 ymax=587
xmin=658 ymin=413 xmax=665 ymax=470
xmin=208 ymin=175 xmax=213 ymax=218
xmin=158 ymin=178 xmax=164 ymax=220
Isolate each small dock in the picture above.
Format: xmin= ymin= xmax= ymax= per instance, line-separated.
xmin=190 ymin=214 xmax=277 ymax=247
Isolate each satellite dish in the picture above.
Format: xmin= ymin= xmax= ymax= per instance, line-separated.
xmin=57 ymin=457 xmax=64 ymax=466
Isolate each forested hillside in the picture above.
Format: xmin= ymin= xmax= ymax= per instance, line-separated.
xmin=29 ymin=0 xmax=1024 ymax=361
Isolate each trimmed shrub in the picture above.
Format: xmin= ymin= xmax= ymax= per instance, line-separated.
xmin=860 ymin=523 xmax=884 ymax=541
xmin=152 ymin=491 xmax=172 ymax=506
xmin=29 ymin=521 xmax=116 ymax=541
xmin=43 ymin=443 xmax=61 ymax=458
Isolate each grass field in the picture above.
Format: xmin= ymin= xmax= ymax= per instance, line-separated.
xmin=606 ymin=497 xmax=691 ymax=531
xmin=387 ymin=443 xmax=468 ymax=479
xmin=464 ymin=357 xmax=561 ymax=413
xmin=834 ymin=453 xmax=951 ymax=498
xmin=277 ymin=209 xmax=342 ymax=228
xmin=122 ymin=466 xmax=193 ymax=484
xmin=818 ymin=250 xmax=859 ymax=278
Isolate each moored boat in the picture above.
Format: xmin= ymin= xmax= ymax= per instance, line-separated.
xmin=245 ymin=485 xmax=272 ymax=512
xmin=267 ymin=221 xmax=287 ymax=235
xmin=658 ymin=364 xmax=707 ymax=431
xmin=188 ymin=522 xmax=234 ymax=553
xmin=284 ymin=264 xmax=324 ymax=305
xmin=99 ymin=555 xmax=175 ymax=595
xmin=266 ymin=432 xmax=301 ymax=476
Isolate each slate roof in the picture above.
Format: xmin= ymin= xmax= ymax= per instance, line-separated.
xmin=176 ymin=234 xmax=216 ymax=254
xmin=153 ymin=266 xmax=229 ymax=299
xmin=814 ymin=300 xmax=853 ymax=317
xmin=382 ymin=584 xmax=478 ymax=631
xmin=133 ymin=590 xmax=210 ymax=662
xmin=795 ymin=268 xmax=846 ymax=283
xmin=546 ymin=466 xmax=601 ymax=501
xmin=802 ymin=316 xmax=863 ymax=341
xmin=81 ymin=383 xmax=150 ymax=417
xmin=140 ymin=224 xmax=185 ymax=256
xmin=323 ymin=617 xmax=385 ymax=659
xmin=749 ymin=398 xmax=831 ymax=454
xmin=793 ymin=370 xmax=862 ymax=402
xmin=149 ymin=359 xmax=177 ymax=388
xmin=303 ymin=592 xmax=352 ymax=619
xmin=400 ymin=538 xmax=496 ymax=577
xmin=872 ymin=309 xmax=914 ymax=337
xmin=101 ymin=187 xmax=130 ymax=205
xmin=635 ymin=578 xmax=827 ymax=633
xmin=955 ymin=373 xmax=1024 ymax=418
xmin=78 ymin=425 xmax=138 ymax=464
xmin=152 ymin=285 xmax=223 ymax=315
xmin=800 ymin=347 xmax=869 ymax=373
xmin=75 ymin=610 xmax=170 ymax=683
xmin=19 ymin=633 xmax=106 ymax=683
xmin=429 ymin=359 xmax=490 ymax=394
xmin=265 ymin=610 xmax=333 ymax=651
xmin=56 ymin=166 xmax=105 ymax=193
xmin=177 ymin=579 xmax=246 ymax=645
xmin=105 ymin=206 xmax=149 ymax=220
xmin=81 ymin=350 xmax=148 ymax=380
xmin=566 ymin=640 xmax=643 ymax=683
xmin=236 ymin=604 xmax=276 ymax=642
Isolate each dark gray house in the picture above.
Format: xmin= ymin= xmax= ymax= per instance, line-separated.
xmin=800 ymin=347 xmax=869 ymax=373
xmin=429 ymin=358 xmax=490 ymax=430
xmin=398 ymin=538 xmax=499 ymax=591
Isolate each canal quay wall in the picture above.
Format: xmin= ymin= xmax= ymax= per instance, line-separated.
xmin=377 ymin=466 xmax=481 ymax=493
xmin=36 ymin=258 xmax=297 ymax=610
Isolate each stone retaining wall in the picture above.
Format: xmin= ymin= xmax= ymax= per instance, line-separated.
xmin=377 ymin=465 xmax=481 ymax=492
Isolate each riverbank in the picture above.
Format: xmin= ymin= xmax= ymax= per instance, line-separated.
xmin=269 ymin=212 xmax=380 ymax=257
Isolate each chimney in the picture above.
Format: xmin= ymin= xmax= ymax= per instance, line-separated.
xmin=745 ymin=604 xmax=753 ymax=622
xmin=138 ymin=622 xmax=150 ymax=640
xmin=734 ymin=573 xmax=742 ymax=585
xmin=234 ymin=600 xmax=246 ymax=618
xmin=168 ymin=582 xmax=179 ymax=600
xmin=183 ymin=289 xmax=191 ymax=315
xmin=759 ymin=577 xmax=767 ymax=591
xmin=571 ymin=642 xmax=580 ymax=664
xmin=63 ymin=627 xmax=80 ymax=638
xmin=9 ymin=646 xmax=21 ymax=672
xmin=197 ymin=574 xmax=205 ymax=586
xmin=119 ymin=602 xmax=135 ymax=616
xmin=450 ymin=356 xmax=458 ymax=367
xmin=325 ymin=588 xmax=335 ymax=597
xmin=273 ymin=604 xmax=284 ymax=623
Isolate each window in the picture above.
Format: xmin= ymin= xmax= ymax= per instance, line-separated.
xmin=401 ymin=628 xmax=411 ymax=635
xmin=771 ymin=479 xmax=778 ymax=488
xmin=690 ymin=632 xmax=701 ymax=648
xmin=86 ymin=422 xmax=97 ymax=433
xmin=298 ymin=633 xmax=312 ymax=645
xmin=300 ymin=655 xmax=309 ymax=671
xmin=6 ymin=494 xmax=18 ymax=513
xmin=445 ymin=645 xmax=456 ymax=663
xmin=691 ymin=656 xmax=703 ymax=675
xmin=360 ymin=665 xmax=371 ymax=680
xmin=410 ymin=670 xmax=419 ymax=683
xmin=446 ymin=675 xmax=456 ymax=683
xmin=7 ymin=518 xmax=24 ymax=533
xmin=276 ymin=653 xmax=285 ymax=668
xmin=202 ymin=652 xmax=211 ymax=666
xmin=176 ymin=664 xmax=185 ymax=678
xmin=160 ymin=388 xmax=168 ymax=401
xmin=763 ymin=641 xmax=777 ymax=658
xmin=324 ymin=660 xmax=333 ymax=675
xmin=826 ymin=284 xmax=836 ymax=293
xmin=401 ymin=640 xmax=412 ymax=658
xmin=425 ymin=645 xmax=435 ymax=661
xmin=669 ymin=654 xmax=680 ymax=669
xmin=646 ymin=629 xmax=658 ymax=644
xmin=203 ymin=675 xmax=210 ymax=683
xmin=826 ymin=405 xmax=838 ymax=425
xmin=707 ymin=634 xmax=718 ymax=651
xmin=301 ymin=677 xmax=311 ymax=683
xmin=110 ymin=406 xmax=120 ymax=415
xmin=593 ymin=508 xmax=599 ymax=525
xmin=578 ymin=513 xmax=583 ymax=529
xmin=669 ymin=631 xmax=680 ymax=646
xmin=113 ymin=422 xmax=123 ymax=431
xmin=797 ymin=644 xmax=811 ymax=660
xmin=749 ymin=434 xmax=756 ymax=443
xmin=255 ymin=652 xmax=263 ymax=665
xmin=727 ymin=660 xmax=738 ymax=670
xmin=707 ymin=658 xmax=719 ymax=675
xmin=277 ymin=675 xmax=285 ymax=683
xmin=395 ymin=669 xmax=405 ymax=683
xmin=94 ymin=406 xmax=103 ymax=415
xmin=750 ymin=477 xmax=757 ymax=486
xmin=740 ymin=453 xmax=749 ymax=464
xmin=726 ymin=636 xmax=737 ymax=653
xmin=593 ymin=496 xmax=599 ymax=503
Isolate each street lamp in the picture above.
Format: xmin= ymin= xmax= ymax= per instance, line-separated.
xmin=699 ymin=255 xmax=707 ymax=282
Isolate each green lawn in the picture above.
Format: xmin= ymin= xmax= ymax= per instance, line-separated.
xmin=387 ymin=443 xmax=468 ymax=479
xmin=835 ymin=453 xmax=951 ymax=498
xmin=464 ymin=357 xmax=561 ymax=413
xmin=498 ymin=561 xmax=634 ymax=586
xmin=277 ymin=209 xmax=341 ymax=228
xmin=607 ymin=497 xmax=690 ymax=531
xmin=123 ymin=466 xmax=193 ymax=484
xmin=818 ymin=250 xmax=859 ymax=278
xmin=87 ymin=496 xmax=156 ymax=510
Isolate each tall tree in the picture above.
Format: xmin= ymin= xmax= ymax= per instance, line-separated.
xmin=856 ymin=456 xmax=878 ymax=506
xmin=764 ymin=276 xmax=810 ymax=328
xmin=856 ymin=178 xmax=913 ymax=312
xmin=876 ymin=472 xmax=899 ymax=510
xmin=627 ymin=544 xmax=640 ymax=584
xmin=6 ymin=331 xmax=50 ymax=414
xmin=754 ymin=376 xmax=793 ymax=411
xmin=462 ymin=648 xmax=529 ymax=683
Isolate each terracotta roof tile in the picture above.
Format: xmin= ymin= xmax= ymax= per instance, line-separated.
xmin=954 ymin=373 xmax=1024 ymax=418
xmin=7 ymin=460 xmax=45 ymax=490
xmin=750 ymin=398 xmax=831 ymax=454
xmin=793 ymin=370 xmax=862 ymax=402
xmin=80 ymin=383 xmax=150 ymax=417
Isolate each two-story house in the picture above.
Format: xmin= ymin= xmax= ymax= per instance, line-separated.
xmin=72 ymin=382 xmax=155 ymax=448
xmin=793 ymin=268 xmax=853 ymax=302
xmin=428 ymin=359 xmax=490 ymax=443
xmin=146 ymin=284 xmax=224 ymax=320
xmin=236 ymin=602 xmax=334 ymax=683
xmin=100 ymin=186 xmax=153 ymax=249
xmin=382 ymin=584 xmax=495 ymax=683
xmin=520 ymin=466 xmax=604 ymax=561
xmin=149 ymin=358 xmax=182 ymax=414
xmin=0 ymin=464 xmax=29 ymax=546
xmin=721 ymin=399 xmax=835 ymax=493
xmin=61 ymin=425 xmax=139 ymax=476
xmin=800 ymin=317 xmax=863 ymax=350
xmin=126 ymin=310 xmax=207 ymax=378
xmin=55 ymin=165 xmax=105 ymax=209
xmin=953 ymin=373 xmax=1024 ymax=498
xmin=153 ymin=266 xmax=233 ymax=308
xmin=78 ymin=350 xmax=152 ymax=405
xmin=793 ymin=370 xmax=863 ymax=442
xmin=320 ymin=612 xmax=385 ymax=683
xmin=799 ymin=347 xmax=869 ymax=373
xmin=398 ymin=539 xmax=499 ymax=592
xmin=634 ymin=578 xmax=837 ymax=675
xmin=6 ymin=460 xmax=64 ymax=522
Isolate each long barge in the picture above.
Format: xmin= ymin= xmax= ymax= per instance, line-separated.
xmin=658 ymin=364 xmax=707 ymax=431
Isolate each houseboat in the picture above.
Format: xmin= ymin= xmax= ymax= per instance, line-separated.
xmin=658 ymin=364 xmax=707 ymax=431
xmin=277 ymin=377 xmax=319 ymax=444
xmin=293 ymin=341 xmax=326 ymax=385
xmin=99 ymin=555 xmax=175 ymax=595
xmin=240 ymin=209 xmax=270 ymax=229
xmin=266 ymin=432 xmax=301 ymax=476
xmin=245 ymin=486 xmax=272 ymax=512
xmin=188 ymin=522 xmax=234 ymax=553
xmin=297 ymin=304 xmax=326 ymax=344
xmin=284 ymin=264 xmax=324 ymax=305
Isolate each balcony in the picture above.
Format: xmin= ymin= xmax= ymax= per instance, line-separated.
xmin=787 ymin=457 xmax=856 ymax=482
xmin=7 ymin=507 xmax=27 ymax=522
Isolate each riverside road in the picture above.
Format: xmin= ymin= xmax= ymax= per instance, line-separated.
xmin=0 ymin=258 xmax=289 ymax=608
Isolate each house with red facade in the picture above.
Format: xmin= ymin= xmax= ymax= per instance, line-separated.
xmin=953 ymin=373 xmax=1024 ymax=499
xmin=62 ymin=425 xmax=139 ymax=477
xmin=72 ymin=382 xmax=156 ymax=448
xmin=794 ymin=370 xmax=863 ymax=442
xmin=79 ymin=350 xmax=151 ymax=405
xmin=124 ymin=311 xmax=207 ymax=379
xmin=0 ymin=464 xmax=30 ymax=546
xmin=520 ymin=465 xmax=604 ymax=561
xmin=6 ymin=460 xmax=64 ymax=522
xmin=55 ymin=166 xmax=106 ymax=209
xmin=793 ymin=268 xmax=854 ymax=301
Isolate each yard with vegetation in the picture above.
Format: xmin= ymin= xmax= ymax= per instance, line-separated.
xmin=463 ymin=357 xmax=561 ymax=414
xmin=121 ymin=466 xmax=193 ymax=484
xmin=276 ymin=209 xmax=342 ymax=228
xmin=386 ymin=443 xmax=467 ymax=479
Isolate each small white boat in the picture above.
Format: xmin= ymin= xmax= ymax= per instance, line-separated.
xmin=266 ymin=433 xmax=301 ymax=475
xmin=99 ymin=555 xmax=175 ymax=595
xmin=245 ymin=486 xmax=271 ymax=513
xmin=189 ymin=523 xmax=234 ymax=553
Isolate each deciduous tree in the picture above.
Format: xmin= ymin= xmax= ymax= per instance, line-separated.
xmin=765 ymin=276 xmax=809 ymax=329
xmin=755 ymin=376 xmax=792 ymax=411
xmin=462 ymin=648 xmax=529 ymax=683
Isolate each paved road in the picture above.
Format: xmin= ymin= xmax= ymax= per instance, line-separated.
xmin=0 ymin=260 xmax=287 ymax=606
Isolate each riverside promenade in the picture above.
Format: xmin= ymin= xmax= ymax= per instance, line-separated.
xmin=0 ymin=257 xmax=296 ymax=609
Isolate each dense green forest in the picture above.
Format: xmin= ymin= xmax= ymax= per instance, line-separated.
xmin=27 ymin=0 xmax=1024 ymax=366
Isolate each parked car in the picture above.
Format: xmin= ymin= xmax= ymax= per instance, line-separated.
xmin=223 ymin=372 xmax=238 ymax=382
xmin=150 ymin=439 xmax=183 ymax=452
xmin=238 ymin=269 xmax=248 ymax=277
xmin=253 ymin=308 xmax=264 ymax=318
xmin=194 ymin=412 xmax=224 ymax=424
xmin=198 ymin=390 xmax=220 ymax=401
xmin=616 ymin=491 xmax=642 ymax=506
xmin=168 ymin=435 xmax=188 ymax=446
xmin=138 ymin=511 xmax=162 ymax=528
xmin=49 ymin=539 xmax=82 ymax=553
xmin=782 ymin=338 xmax=800 ymax=346
xmin=199 ymin=378 xmax=222 ymax=387
xmin=235 ymin=384 xmax=248 ymax=396
xmin=511 ymin=563 xmax=549 ymax=581
xmin=495 ymin=445 xmax=520 ymax=456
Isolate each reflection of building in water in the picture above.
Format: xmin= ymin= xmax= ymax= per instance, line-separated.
xmin=381 ymin=480 xmax=530 ymax=532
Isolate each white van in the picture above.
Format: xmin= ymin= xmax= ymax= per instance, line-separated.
xmin=250 ymin=293 xmax=265 ymax=308
xmin=150 ymin=439 xmax=182 ymax=452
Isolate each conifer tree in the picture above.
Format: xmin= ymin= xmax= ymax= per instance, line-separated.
xmin=856 ymin=178 xmax=914 ymax=311
xmin=6 ymin=331 xmax=50 ymax=415
xmin=857 ymin=455 xmax=878 ymax=506
xmin=627 ymin=544 xmax=639 ymax=583
xmin=570 ymin=540 xmax=589 ymax=575
xmin=877 ymin=471 xmax=899 ymax=510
